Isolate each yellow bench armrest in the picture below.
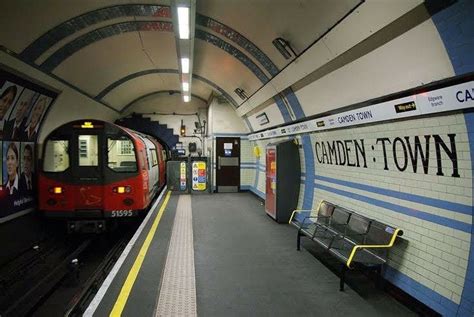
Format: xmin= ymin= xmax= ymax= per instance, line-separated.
xmin=346 ymin=228 xmax=402 ymax=268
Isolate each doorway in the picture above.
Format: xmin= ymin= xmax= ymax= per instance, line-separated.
xmin=215 ymin=137 xmax=240 ymax=192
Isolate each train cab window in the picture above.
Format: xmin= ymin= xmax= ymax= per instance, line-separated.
xmin=78 ymin=135 xmax=99 ymax=166
xmin=107 ymin=137 xmax=137 ymax=172
xmin=43 ymin=140 xmax=70 ymax=172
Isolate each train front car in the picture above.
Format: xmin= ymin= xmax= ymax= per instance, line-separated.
xmin=39 ymin=120 xmax=151 ymax=232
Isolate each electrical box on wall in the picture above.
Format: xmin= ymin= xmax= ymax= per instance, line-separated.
xmin=265 ymin=139 xmax=300 ymax=223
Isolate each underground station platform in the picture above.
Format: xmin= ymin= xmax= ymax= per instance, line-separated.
xmin=84 ymin=191 xmax=415 ymax=317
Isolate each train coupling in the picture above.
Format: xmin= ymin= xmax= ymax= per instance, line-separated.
xmin=67 ymin=220 xmax=106 ymax=233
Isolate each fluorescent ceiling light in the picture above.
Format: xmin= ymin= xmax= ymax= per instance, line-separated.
xmin=181 ymin=58 xmax=189 ymax=73
xmin=177 ymin=7 xmax=189 ymax=39
xmin=182 ymin=82 xmax=189 ymax=92
xmin=184 ymin=95 xmax=190 ymax=103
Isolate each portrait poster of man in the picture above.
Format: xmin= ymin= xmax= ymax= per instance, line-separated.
xmin=4 ymin=89 xmax=39 ymax=140
xmin=20 ymin=143 xmax=35 ymax=193
xmin=0 ymin=67 xmax=58 ymax=223
xmin=0 ymin=81 xmax=22 ymax=138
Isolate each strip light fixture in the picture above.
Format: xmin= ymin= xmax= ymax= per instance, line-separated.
xmin=172 ymin=0 xmax=196 ymax=103
xmin=182 ymin=82 xmax=189 ymax=92
xmin=181 ymin=57 xmax=189 ymax=73
xmin=177 ymin=7 xmax=190 ymax=39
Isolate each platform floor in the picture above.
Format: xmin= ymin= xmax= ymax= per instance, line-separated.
xmin=86 ymin=192 xmax=415 ymax=317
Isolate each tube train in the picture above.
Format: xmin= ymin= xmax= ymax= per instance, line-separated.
xmin=39 ymin=119 xmax=166 ymax=232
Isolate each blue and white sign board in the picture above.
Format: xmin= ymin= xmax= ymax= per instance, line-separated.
xmin=249 ymin=81 xmax=474 ymax=140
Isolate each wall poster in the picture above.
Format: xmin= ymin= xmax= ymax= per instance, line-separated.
xmin=0 ymin=67 xmax=58 ymax=223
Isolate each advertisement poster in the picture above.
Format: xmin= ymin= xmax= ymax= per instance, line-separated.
xmin=0 ymin=68 xmax=58 ymax=223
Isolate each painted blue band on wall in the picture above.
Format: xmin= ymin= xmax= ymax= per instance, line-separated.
xmin=314 ymin=181 xmax=471 ymax=233
xmin=458 ymin=111 xmax=474 ymax=316
xmin=20 ymin=4 xmax=168 ymax=62
xmin=430 ymin=0 xmax=474 ymax=76
xmin=241 ymin=185 xmax=265 ymax=199
xmin=273 ymin=95 xmax=292 ymax=123
xmin=385 ymin=266 xmax=458 ymax=316
xmin=41 ymin=21 xmax=173 ymax=72
xmin=283 ymin=88 xmax=305 ymax=120
xmin=301 ymin=134 xmax=315 ymax=209
xmin=315 ymin=175 xmax=471 ymax=216
xmin=243 ymin=117 xmax=254 ymax=132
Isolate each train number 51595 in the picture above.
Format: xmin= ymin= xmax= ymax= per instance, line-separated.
xmin=111 ymin=210 xmax=133 ymax=217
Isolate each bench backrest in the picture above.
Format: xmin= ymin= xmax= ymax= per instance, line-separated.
xmin=328 ymin=206 xmax=351 ymax=231
xmin=345 ymin=213 xmax=371 ymax=244
xmin=316 ymin=201 xmax=336 ymax=226
xmin=364 ymin=220 xmax=399 ymax=258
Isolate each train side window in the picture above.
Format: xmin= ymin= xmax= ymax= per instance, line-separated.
xmin=43 ymin=140 xmax=70 ymax=172
xmin=151 ymin=150 xmax=158 ymax=167
xmin=107 ymin=137 xmax=137 ymax=172
xmin=78 ymin=135 xmax=99 ymax=166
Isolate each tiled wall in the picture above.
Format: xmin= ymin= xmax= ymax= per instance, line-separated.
xmin=248 ymin=111 xmax=474 ymax=315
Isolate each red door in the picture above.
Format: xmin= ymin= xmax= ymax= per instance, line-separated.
xmin=265 ymin=147 xmax=276 ymax=219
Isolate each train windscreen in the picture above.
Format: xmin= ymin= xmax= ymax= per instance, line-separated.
xmin=43 ymin=140 xmax=70 ymax=172
xmin=107 ymin=136 xmax=137 ymax=173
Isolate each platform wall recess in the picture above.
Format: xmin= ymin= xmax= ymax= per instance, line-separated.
xmin=248 ymin=111 xmax=474 ymax=316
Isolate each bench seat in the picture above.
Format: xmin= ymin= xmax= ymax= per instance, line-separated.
xmin=289 ymin=201 xmax=403 ymax=291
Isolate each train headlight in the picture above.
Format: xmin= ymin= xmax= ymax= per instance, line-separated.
xmin=113 ymin=186 xmax=131 ymax=194
xmin=49 ymin=187 xmax=63 ymax=194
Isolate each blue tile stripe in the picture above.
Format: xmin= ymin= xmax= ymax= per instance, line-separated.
xmin=196 ymin=14 xmax=279 ymax=76
xmin=40 ymin=21 xmax=173 ymax=72
xmin=314 ymin=181 xmax=471 ymax=233
xmin=430 ymin=0 xmax=474 ymax=76
xmin=91 ymin=68 xmax=238 ymax=110
xmin=385 ymin=266 xmax=458 ymax=316
xmin=254 ymin=159 xmax=262 ymax=189
xmin=195 ymin=29 xmax=269 ymax=84
xmin=193 ymin=73 xmax=239 ymax=108
xmin=301 ymin=135 xmax=315 ymax=209
xmin=97 ymin=69 xmax=177 ymax=99
xmin=458 ymin=111 xmax=474 ymax=316
xmin=283 ymin=88 xmax=305 ymax=120
xmin=314 ymin=175 xmax=471 ymax=216
xmin=241 ymin=185 xmax=265 ymax=199
xmin=195 ymin=14 xmax=305 ymax=121
xmin=243 ymin=117 xmax=254 ymax=132
xmin=20 ymin=4 xmax=170 ymax=62
xmin=430 ymin=6 xmax=474 ymax=313
xmin=273 ymin=95 xmax=292 ymax=123
xmin=195 ymin=30 xmax=292 ymax=124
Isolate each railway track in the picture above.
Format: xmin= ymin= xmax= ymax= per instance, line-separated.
xmin=0 ymin=223 xmax=136 ymax=317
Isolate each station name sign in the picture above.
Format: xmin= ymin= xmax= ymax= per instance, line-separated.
xmin=248 ymin=80 xmax=474 ymax=141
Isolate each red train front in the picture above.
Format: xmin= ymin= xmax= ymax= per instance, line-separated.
xmin=39 ymin=119 xmax=166 ymax=232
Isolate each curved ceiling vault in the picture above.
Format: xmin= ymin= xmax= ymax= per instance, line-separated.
xmin=0 ymin=1 xmax=362 ymax=117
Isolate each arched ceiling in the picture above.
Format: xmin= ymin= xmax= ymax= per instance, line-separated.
xmin=0 ymin=0 xmax=362 ymax=114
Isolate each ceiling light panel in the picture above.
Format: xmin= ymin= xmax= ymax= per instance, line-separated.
xmin=177 ymin=7 xmax=189 ymax=39
xmin=182 ymin=82 xmax=189 ymax=91
xmin=181 ymin=57 xmax=189 ymax=73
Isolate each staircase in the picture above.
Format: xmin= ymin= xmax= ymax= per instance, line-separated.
xmin=115 ymin=113 xmax=179 ymax=149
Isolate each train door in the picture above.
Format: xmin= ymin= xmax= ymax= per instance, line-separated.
xmin=72 ymin=132 xmax=104 ymax=210
xmin=215 ymin=137 xmax=240 ymax=192
xmin=140 ymin=137 xmax=158 ymax=194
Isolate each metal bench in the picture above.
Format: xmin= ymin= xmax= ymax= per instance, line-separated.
xmin=289 ymin=201 xmax=403 ymax=291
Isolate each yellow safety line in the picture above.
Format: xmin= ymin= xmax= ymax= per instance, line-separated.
xmin=110 ymin=190 xmax=172 ymax=317
xmin=346 ymin=228 xmax=401 ymax=268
